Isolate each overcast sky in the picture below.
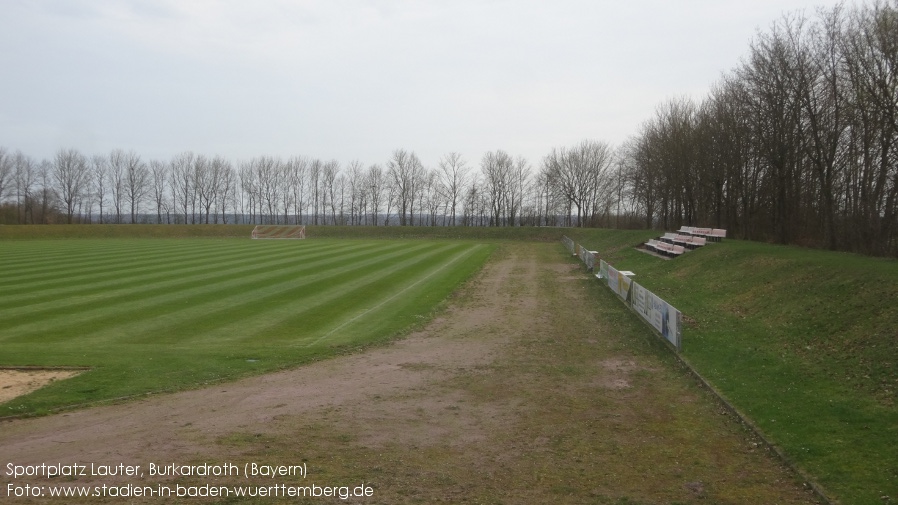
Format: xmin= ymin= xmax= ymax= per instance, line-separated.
xmin=0 ymin=0 xmax=856 ymax=169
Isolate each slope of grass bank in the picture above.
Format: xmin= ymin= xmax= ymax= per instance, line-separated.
xmin=570 ymin=229 xmax=898 ymax=505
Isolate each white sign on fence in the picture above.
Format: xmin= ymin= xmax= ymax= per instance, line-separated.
xmin=630 ymin=282 xmax=681 ymax=349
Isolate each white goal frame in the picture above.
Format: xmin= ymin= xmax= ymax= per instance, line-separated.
xmin=251 ymin=225 xmax=306 ymax=239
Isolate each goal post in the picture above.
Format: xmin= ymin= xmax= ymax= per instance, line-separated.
xmin=251 ymin=225 xmax=306 ymax=239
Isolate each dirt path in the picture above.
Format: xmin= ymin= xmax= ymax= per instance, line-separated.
xmin=0 ymin=243 xmax=819 ymax=504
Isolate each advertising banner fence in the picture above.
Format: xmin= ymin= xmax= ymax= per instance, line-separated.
xmin=605 ymin=264 xmax=633 ymax=302
xmin=582 ymin=249 xmax=596 ymax=271
xmin=567 ymin=240 xmax=682 ymax=351
xmin=606 ymin=263 xmax=619 ymax=295
xmin=562 ymin=236 xmax=576 ymax=256
xmin=630 ymin=282 xmax=681 ymax=349
xmin=597 ymin=259 xmax=609 ymax=280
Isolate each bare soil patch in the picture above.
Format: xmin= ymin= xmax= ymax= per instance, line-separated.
xmin=0 ymin=370 xmax=82 ymax=405
xmin=0 ymin=243 xmax=820 ymax=504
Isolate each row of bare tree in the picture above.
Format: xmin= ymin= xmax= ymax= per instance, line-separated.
xmin=619 ymin=1 xmax=898 ymax=255
xmin=0 ymin=143 xmax=621 ymax=228
xmin=2 ymin=2 xmax=895 ymax=255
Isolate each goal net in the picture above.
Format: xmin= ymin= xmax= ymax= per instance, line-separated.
xmin=251 ymin=225 xmax=306 ymax=239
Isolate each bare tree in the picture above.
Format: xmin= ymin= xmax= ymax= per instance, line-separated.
xmin=624 ymin=120 xmax=674 ymax=230
xmin=508 ymin=156 xmax=530 ymax=226
xmin=52 ymin=148 xmax=90 ymax=224
xmin=124 ymin=151 xmax=150 ymax=223
xmin=308 ymin=159 xmax=322 ymax=225
xmin=13 ymin=152 xmax=36 ymax=223
xmin=321 ymin=160 xmax=340 ymax=225
xmin=170 ymin=152 xmax=195 ymax=224
xmin=794 ymin=5 xmax=850 ymax=248
xmin=366 ymin=164 xmax=385 ymax=225
xmin=741 ymin=15 xmax=808 ymax=244
xmin=107 ymin=150 xmax=128 ymax=223
xmin=217 ymin=160 xmax=236 ymax=224
xmin=0 ymin=148 xmax=10 ymax=206
xmin=287 ymin=156 xmax=308 ymax=224
xmin=192 ymin=155 xmax=211 ymax=224
xmin=387 ymin=149 xmax=425 ymax=225
xmin=419 ymin=169 xmax=440 ymax=226
xmin=437 ymin=152 xmax=468 ymax=226
xmin=462 ymin=174 xmax=485 ymax=226
xmin=384 ymin=175 xmax=398 ymax=226
xmin=90 ymin=155 xmax=108 ymax=224
xmin=480 ymin=150 xmax=512 ymax=226
xmin=149 ymin=160 xmax=168 ymax=224
xmin=238 ymin=160 xmax=258 ymax=224
xmin=37 ymin=159 xmax=55 ymax=223
xmin=195 ymin=155 xmax=231 ymax=224
xmin=273 ymin=159 xmax=292 ymax=224
xmin=542 ymin=140 xmax=614 ymax=227
xmin=251 ymin=156 xmax=281 ymax=224
xmin=347 ymin=160 xmax=365 ymax=225
xmin=841 ymin=1 xmax=898 ymax=254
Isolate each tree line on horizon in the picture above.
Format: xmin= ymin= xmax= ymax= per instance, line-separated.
xmin=0 ymin=141 xmax=626 ymax=230
xmin=0 ymin=1 xmax=895 ymax=256
xmin=621 ymin=1 xmax=898 ymax=256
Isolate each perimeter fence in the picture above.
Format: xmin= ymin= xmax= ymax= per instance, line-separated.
xmin=562 ymin=236 xmax=682 ymax=350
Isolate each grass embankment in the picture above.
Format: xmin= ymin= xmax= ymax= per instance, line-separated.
xmin=0 ymin=237 xmax=494 ymax=416
xmin=569 ymin=229 xmax=898 ymax=505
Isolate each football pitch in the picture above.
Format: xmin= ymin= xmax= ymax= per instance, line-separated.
xmin=0 ymin=237 xmax=494 ymax=415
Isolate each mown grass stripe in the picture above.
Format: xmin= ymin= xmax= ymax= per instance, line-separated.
xmin=221 ymin=242 xmax=471 ymax=346
xmin=123 ymin=242 xmax=460 ymax=346
xmin=0 ymin=239 xmax=334 ymax=290
xmin=0 ymin=240 xmax=222 ymax=281
xmin=307 ymin=243 xmax=485 ymax=346
xmin=0 ymin=238 xmax=330 ymax=285
xmin=0 ymin=241 xmax=418 ymax=341
xmin=0 ymin=239 xmax=384 ymax=310
xmin=0 ymin=239 xmax=388 ymax=311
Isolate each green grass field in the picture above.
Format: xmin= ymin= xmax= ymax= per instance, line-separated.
xmin=0 ymin=236 xmax=494 ymax=415
xmin=3 ymin=225 xmax=897 ymax=504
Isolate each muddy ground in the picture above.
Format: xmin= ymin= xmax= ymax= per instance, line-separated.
xmin=0 ymin=243 xmax=820 ymax=504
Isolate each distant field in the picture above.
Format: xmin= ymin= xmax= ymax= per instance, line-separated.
xmin=0 ymin=224 xmax=568 ymax=241
xmin=0 ymin=237 xmax=494 ymax=415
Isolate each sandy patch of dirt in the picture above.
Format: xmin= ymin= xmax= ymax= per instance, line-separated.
xmin=0 ymin=370 xmax=82 ymax=404
xmin=593 ymin=358 xmax=642 ymax=390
